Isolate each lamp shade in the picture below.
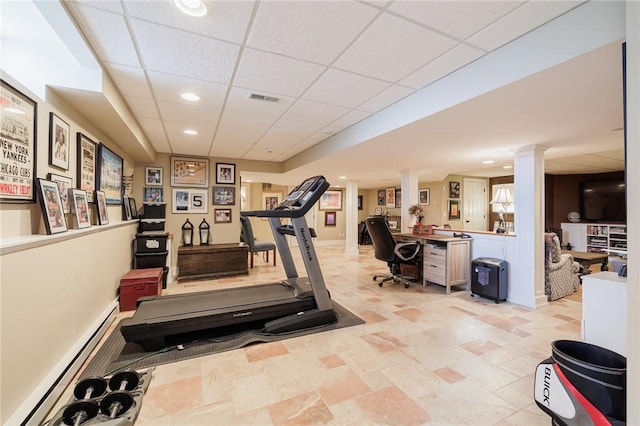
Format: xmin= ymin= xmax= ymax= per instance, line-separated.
xmin=490 ymin=187 xmax=514 ymax=205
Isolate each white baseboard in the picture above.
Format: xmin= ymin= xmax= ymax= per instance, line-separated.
xmin=8 ymin=301 xmax=118 ymax=426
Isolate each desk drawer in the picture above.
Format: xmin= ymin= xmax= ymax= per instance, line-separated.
xmin=424 ymin=263 xmax=445 ymax=285
xmin=424 ymin=248 xmax=445 ymax=265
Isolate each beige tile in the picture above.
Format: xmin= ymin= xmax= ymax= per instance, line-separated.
xmin=268 ymin=392 xmax=334 ymax=425
xmin=355 ymin=385 xmax=430 ymax=425
xmin=318 ymin=366 xmax=372 ymax=406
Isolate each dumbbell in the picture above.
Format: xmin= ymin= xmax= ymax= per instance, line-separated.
xmin=62 ymin=400 xmax=99 ymax=426
xmin=73 ymin=376 xmax=107 ymax=400
xmin=108 ymin=370 xmax=139 ymax=392
xmin=99 ymin=391 xmax=135 ymax=419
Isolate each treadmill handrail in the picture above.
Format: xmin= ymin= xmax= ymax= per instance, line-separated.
xmin=241 ymin=176 xmax=329 ymax=219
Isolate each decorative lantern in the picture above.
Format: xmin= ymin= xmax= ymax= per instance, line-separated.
xmin=199 ymin=218 xmax=210 ymax=245
xmin=181 ymin=218 xmax=194 ymax=246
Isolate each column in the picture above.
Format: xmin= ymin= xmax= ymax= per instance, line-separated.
xmin=400 ymin=169 xmax=419 ymax=232
xmin=513 ymin=145 xmax=548 ymax=308
xmin=344 ymin=181 xmax=359 ymax=256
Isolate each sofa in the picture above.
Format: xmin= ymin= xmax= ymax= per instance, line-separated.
xmin=544 ymin=232 xmax=581 ymax=301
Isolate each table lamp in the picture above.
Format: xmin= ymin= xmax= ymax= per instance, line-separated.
xmin=181 ymin=218 xmax=193 ymax=246
xmin=491 ymin=186 xmax=513 ymax=233
xmin=199 ymin=218 xmax=210 ymax=245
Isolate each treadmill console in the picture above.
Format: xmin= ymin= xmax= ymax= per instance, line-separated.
xmin=242 ymin=175 xmax=330 ymax=218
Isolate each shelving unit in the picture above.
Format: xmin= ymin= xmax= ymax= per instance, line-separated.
xmin=561 ymin=223 xmax=627 ymax=253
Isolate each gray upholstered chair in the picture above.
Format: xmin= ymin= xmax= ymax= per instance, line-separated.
xmin=240 ymin=216 xmax=276 ymax=268
xmin=544 ymin=232 xmax=580 ymax=300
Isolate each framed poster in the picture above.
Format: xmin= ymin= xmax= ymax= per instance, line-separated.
xmin=395 ymin=188 xmax=401 ymax=208
xmin=97 ymin=144 xmax=123 ymax=205
xmin=128 ymin=197 xmax=138 ymax=218
xmin=145 ymin=166 xmax=162 ymax=186
xmin=324 ymin=211 xmax=336 ymax=226
xmin=377 ymin=189 xmax=385 ymax=206
xmin=143 ymin=186 xmax=164 ymax=203
xmin=319 ymin=190 xmax=342 ymax=210
xmin=36 ymin=178 xmax=67 ymax=234
xmin=214 ymin=208 xmax=232 ymax=224
xmin=172 ymin=188 xmax=208 ymax=214
xmin=215 ymin=162 xmax=235 ymax=185
xmin=385 ymin=187 xmax=395 ymax=208
xmin=419 ymin=188 xmax=430 ymax=206
xmin=171 ymin=156 xmax=209 ymax=188
xmin=77 ymin=133 xmax=97 ymax=203
xmin=95 ymin=190 xmax=109 ymax=225
xmin=358 ymin=195 xmax=363 ymax=210
xmin=448 ymin=199 xmax=460 ymax=219
xmin=70 ymin=189 xmax=91 ymax=229
xmin=449 ymin=181 xmax=460 ymax=199
xmin=0 ymin=79 xmax=37 ymax=203
xmin=263 ymin=192 xmax=282 ymax=211
xmin=212 ymin=186 xmax=235 ymax=205
xmin=48 ymin=173 xmax=73 ymax=214
xmin=122 ymin=195 xmax=132 ymax=220
xmin=49 ymin=112 xmax=70 ymax=170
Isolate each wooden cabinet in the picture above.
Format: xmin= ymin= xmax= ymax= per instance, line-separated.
xmin=422 ymin=236 xmax=471 ymax=294
xmin=177 ymin=243 xmax=249 ymax=282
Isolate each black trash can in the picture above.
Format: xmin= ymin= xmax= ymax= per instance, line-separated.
xmin=470 ymin=258 xmax=508 ymax=303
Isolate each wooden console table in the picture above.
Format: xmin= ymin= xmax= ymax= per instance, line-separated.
xmin=177 ymin=243 xmax=249 ymax=282
xmin=562 ymin=250 xmax=608 ymax=273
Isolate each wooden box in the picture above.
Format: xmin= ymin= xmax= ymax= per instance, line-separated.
xmin=119 ymin=268 xmax=163 ymax=311
xmin=177 ymin=243 xmax=249 ymax=282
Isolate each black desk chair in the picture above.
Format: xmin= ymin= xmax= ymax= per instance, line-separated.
xmin=364 ymin=215 xmax=421 ymax=288
xmin=240 ymin=216 xmax=276 ymax=268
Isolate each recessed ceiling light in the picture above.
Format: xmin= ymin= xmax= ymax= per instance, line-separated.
xmin=183 ymin=129 xmax=198 ymax=135
xmin=338 ymin=176 xmax=347 ymax=180
xmin=4 ymin=107 xmax=24 ymax=115
xmin=482 ymin=160 xmax=495 ymax=164
xmin=174 ymin=0 xmax=207 ymax=17
xmin=503 ymin=165 xmax=513 ymax=169
xmin=181 ymin=92 xmax=200 ymax=101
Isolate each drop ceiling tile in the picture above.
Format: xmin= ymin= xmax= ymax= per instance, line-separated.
xmin=131 ymin=19 xmax=240 ymax=83
xmin=74 ymin=1 xmax=124 ymax=14
xmin=164 ymin=120 xmax=216 ymax=154
xmin=244 ymin=135 xmax=300 ymax=160
xmin=225 ymin=87 xmax=295 ymax=118
xmin=209 ymin=139 xmax=254 ymax=160
xmin=124 ymin=0 xmax=255 ymax=44
xmin=330 ymin=110 xmax=372 ymax=129
xmin=137 ymin=117 xmax=170 ymax=152
xmin=283 ymin=99 xmax=350 ymax=126
xmin=272 ymin=139 xmax=322 ymax=161
xmin=303 ymin=68 xmax=390 ymax=109
xmin=389 ymin=1 xmax=523 ymax=40
xmin=70 ymin=4 xmax=140 ymax=67
xmin=157 ymin=101 xmax=220 ymax=127
xmin=147 ymin=71 xmax=228 ymax=109
xmin=248 ymin=1 xmax=378 ymax=65
xmin=234 ymin=49 xmax=326 ymax=98
xmin=400 ymin=44 xmax=485 ymax=89
xmin=268 ymin=119 xmax=321 ymax=139
xmin=358 ymin=85 xmax=414 ymax=113
xmin=334 ymin=13 xmax=457 ymax=82
xmin=218 ymin=110 xmax=277 ymax=133
xmin=214 ymin=127 xmax=263 ymax=146
xmin=125 ymin=96 xmax=159 ymax=119
xmin=467 ymin=1 xmax=583 ymax=51
xmin=106 ymin=64 xmax=151 ymax=98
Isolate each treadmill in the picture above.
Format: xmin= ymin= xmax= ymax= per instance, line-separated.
xmin=120 ymin=175 xmax=337 ymax=351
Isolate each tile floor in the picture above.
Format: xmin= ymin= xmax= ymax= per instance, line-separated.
xmin=49 ymin=243 xmax=582 ymax=425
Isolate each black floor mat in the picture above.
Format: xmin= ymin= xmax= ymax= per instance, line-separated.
xmin=82 ymin=302 xmax=364 ymax=377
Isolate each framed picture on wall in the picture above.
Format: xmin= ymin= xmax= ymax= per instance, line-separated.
xmin=143 ymin=187 xmax=164 ymax=203
xmin=324 ymin=211 xmax=336 ymax=226
xmin=319 ymin=190 xmax=342 ymax=210
xmin=419 ymin=189 xmax=430 ymax=206
xmin=358 ymin=195 xmax=363 ymax=210
xmin=172 ymin=188 xmax=208 ymax=214
xmin=36 ymin=178 xmax=68 ymax=234
xmin=145 ymin=166 xmax=162 ymax=186
xmin=448 ymin=199 xmax=460 ymax=219
xmin=377 ymin=190 xmax=385 ymax=206
xmin=0 ymin=79 xmax=37 ymax=203
xmin=49 ymin=112 xmax=70 ymax=170
xmin=95 ymin=190 xmax=109 ymax=225
xmin=48 ymin=173 xmax=73 ymax=214
xmin=70 ymin=189 xmax=91 ymax=229
xmin=385 ymin=188 xmax=395 ymax=208
xmin=97 ymin=143 xmax=123 ymax=205
xmin=395 ymin=188 xmax=401 ymax=208
xmin=77 ymin=133 xmax=97 ymax=203
xmin=212 ymin=186 xmax=235 ymax=205
xmin=128 ymin=197 xmax=138 ymax=219
xmin=214 ymin=208 xmax=232 ymax=223
xmin=171 ymin=156 xmax=209 ymax=188
xmin=449 ymin=181 xmax=460 ymax=198
xmin=263 ymin=192 xmax=282 ymax=211
xmin=215 ymin=162 xmax=235 ymax=185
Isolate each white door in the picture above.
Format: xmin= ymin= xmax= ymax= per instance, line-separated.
xmin=463 ymin=178 xmax=488 ymax=231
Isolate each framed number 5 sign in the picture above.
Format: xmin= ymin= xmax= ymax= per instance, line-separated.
xmin=172 ymin=188 xmax=208 ymax=214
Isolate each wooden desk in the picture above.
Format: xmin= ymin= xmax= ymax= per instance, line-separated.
xmin=397 ymin=234 xmax=471 ymax=294
xmin=177 ymin=243 xmax=249 ymax=282
xmin=562 ymin=250 xmax=608 ymax=273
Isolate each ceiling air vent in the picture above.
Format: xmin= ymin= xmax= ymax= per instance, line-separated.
xmin=249 ymin=92 xmax=279 ymax=103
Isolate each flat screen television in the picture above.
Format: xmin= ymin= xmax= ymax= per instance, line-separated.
xmin=580 ymin=180 xmax=626 ymax=222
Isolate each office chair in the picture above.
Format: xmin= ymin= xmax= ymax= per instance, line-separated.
xmin=364 ymin=215 xmax=421 ymax=288
xmin=240 ymin=216 xmax=276 ymax=268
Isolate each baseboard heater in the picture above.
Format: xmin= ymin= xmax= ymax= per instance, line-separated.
xmin=8 ymin=301 xmax=118 ymax=426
